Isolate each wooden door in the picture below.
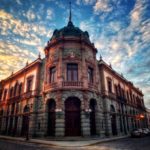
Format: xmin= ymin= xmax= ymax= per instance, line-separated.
xmin=65 ymin=97 xmax=81 ymax=136
xmin=21 ymin=115 xmax=29 ymax=136
xmin=8 ymin=117 xmax=13 ymax=135
xmin=13 ymin=117 xmax=18 ymax=135
xmin=47 ymin=100 xmax=56 ymax=136
xmin=111 ymin=114 xmax=117 ymax=135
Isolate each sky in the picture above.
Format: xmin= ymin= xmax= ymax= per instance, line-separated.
xmin=0 ymin=0 xmax=150 ymax=108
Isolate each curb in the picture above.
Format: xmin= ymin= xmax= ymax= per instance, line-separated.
xmin=0 ymin=135 xmax=129 ymax=147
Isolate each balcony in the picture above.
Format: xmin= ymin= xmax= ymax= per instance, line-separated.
xmin=44 ymin=82 xmax=58 ymax=90
xmin=8 ymin=95 xmax=21 ymax=102
xmin=117 ymin=96 xmax=127 ymax=104
xmin=102 ymin=90 xmax=116 ymax=100
xmin=62 ymin=81 xmax=83 ymax=88
xmin=23 ymin=90 xmax=38 ymax=99
xmin=108 ymin=92 xmax=116 ymax=99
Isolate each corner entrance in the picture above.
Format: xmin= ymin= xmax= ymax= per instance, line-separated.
xmin=65 ymin=97 xmax=81 ymax=136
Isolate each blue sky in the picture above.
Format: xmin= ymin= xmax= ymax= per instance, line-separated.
xmin=0 ymin=0 xmax=150 ymax=108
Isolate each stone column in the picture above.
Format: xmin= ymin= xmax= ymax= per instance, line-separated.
xmin=81 ymin=110 xmax=90 ymax=136
xmin=43 ymin=110 xmax=48 ymax=136
xmin=95 ymin=110 xmax=102 ymax=136
xmin=116 ymin=115 xmax=121 ymax=135
xmin=17 ymin=116 xmax=22 ymax=136
xmin=28 ymin=113 xmax=36 ymax=137
xmin=1 ymin=117 xmax=6 ymax=134
xmin=103 ymin=98 xmax=111 ymax=137
xmin=55 ymin=111 xmax=65 ymax=136
xmin=128 ymin=117 xmax=131 ymax=131
xmin=55 ymin=91 xmax=64 ymax=137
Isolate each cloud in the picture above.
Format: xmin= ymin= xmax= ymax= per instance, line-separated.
xmin=0 ymin=41 xmax=38 ymax=80
xmin=76 ymin=0 xmax=96 ymax=5
xmin=91 ymin=0 xmax=150 ymax=108
xmin=93 ymin=0 xmax=113 ymax=14
xmin=80 ymin=19 xmax=100 ymax=41
xmin=16 ymin=0 xmax=22 ymax=5
xmin=25 ymin=9 xmax=36 ymax=21
xmin=46 ymin=9 xmax=53 ymax=20
xmin=0 ymin=9 xmax=54 ymax=79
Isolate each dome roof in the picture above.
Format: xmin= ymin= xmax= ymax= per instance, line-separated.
xmin=50 ymin=21 xmax=90 ymax=41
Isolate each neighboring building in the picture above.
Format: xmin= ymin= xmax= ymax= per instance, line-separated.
xmin=146 ymin=109 xmax=150 ymax=128
xmin=0 ymin=8 xmax=148 ymax=138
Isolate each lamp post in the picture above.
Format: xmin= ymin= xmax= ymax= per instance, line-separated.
xmin=55 ymin=108 xmax=62 ymax=118
xmin=85 ymin=108 xmax=92 ymax=118
xmin=136 ymin=114 xmax=145 ymax=128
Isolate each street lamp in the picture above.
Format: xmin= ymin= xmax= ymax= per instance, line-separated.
xmin=55 ymin=108 xmax=62 ymax=118
xmin=85 ymin=108 xmax=92 ymax=118
xmin=139 ymin=114 xmax=145 ymax=119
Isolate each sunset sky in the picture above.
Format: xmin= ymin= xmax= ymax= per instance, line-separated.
xmin=0 ymin=0 xmax=150 ymax=108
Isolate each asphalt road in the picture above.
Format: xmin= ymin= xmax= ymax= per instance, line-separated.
xmin=0 ymin=136 xmax=150 ymax=150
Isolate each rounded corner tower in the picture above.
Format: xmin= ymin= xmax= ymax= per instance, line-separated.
xmin=43 ymin=3 xmax=102 ymax=137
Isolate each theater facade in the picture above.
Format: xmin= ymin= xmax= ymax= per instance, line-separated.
xmin=0 ymin=11 xmax=148 ymax=138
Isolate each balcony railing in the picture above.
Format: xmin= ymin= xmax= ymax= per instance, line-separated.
xmin=44 ymin=82 xmax=58 ymax=90
xmin=62 ymin=81 xmax=83 ymax=87
xmin=7 ymin=95 xmax=21 ymax=102
xmin=7 ymin=90 xmax=38 ymax=101
xmin=102 ymin=90 xmax=116 ymax=99
xmin=23 ymin=90 xmax=38 ymax=99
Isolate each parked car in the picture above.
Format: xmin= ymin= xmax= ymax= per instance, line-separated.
xmin=142 ymin=128 xmax=150 ymax=136
xmin=131 ymin=128 xmax=148 ymax=137
xmin=131 ymin=129 xmax=142 ymax=137
xmin=131 ymin=128 xmax=150 ymax=138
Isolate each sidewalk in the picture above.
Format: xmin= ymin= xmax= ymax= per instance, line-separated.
xmin=0 ymin=135 xmax=129 ymax=147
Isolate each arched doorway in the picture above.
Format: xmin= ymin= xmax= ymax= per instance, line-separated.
xmin=110 ymin=105 xmax=117 ymax=135
xmin=0 ymin=109 xmax=3 ymax=131
xmin=13 ymin=103 xmax=19 ymax=136
xmin=90 ymin=99 xmax=97 ymax=135
xmin=65 ymin=97 xmax=81 ymax=136
xmin=47 ymin=99 xmax=56 ymax=136
xmin=21 ymin=105 xmax=30 ymax=136
xmin=8 ymin=103 xmax=15 ymax=135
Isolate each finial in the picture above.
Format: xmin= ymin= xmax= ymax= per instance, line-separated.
xmin=26 ymin=61 xmax=28 ymax=66
xmin=69 ymin=1 xmax=72 ymax=22
xmin=100 ymin=54 xmax=102 ymax=60
xmin=38 ymin=52 xmax=41 ymax=59
xmin=109 ymin=63 xmax=112 ymax=68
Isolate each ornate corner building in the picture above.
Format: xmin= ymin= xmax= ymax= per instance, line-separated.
xmin=0 ymin=10 xmax=148 ymax=138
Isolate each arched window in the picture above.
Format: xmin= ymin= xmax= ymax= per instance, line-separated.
xmin=18 ymin=83 xmax=22 ymax=95
xmin=110 ymin=105 xmax=115 ymax=113
xmin=0 ymin=109 xmax=3 ymax=116
xmin=49 ymin=66 xmax=56 ymax=83
xmin=107 ymin=78 xmax=112 ymax=93
xmin=24 ymin=105 xmax=30 ymax=113
xmin=88 ymin=67 xmax=93 ymax=83
xmin=0 ymin=89 xmax=3 ymax=101
xmin=26 ymin=76 xmax=33 ymax=92
xmin=9 ymin=87 xmax=14 ymax=98
xmin=14 ymin=82 xmax=18 ymax=96
xmin=3 ymin=89 xmax=7 ymax=100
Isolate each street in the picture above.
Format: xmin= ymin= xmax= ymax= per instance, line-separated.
xmin=0 ymin=136 xmax=150 ymax=150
